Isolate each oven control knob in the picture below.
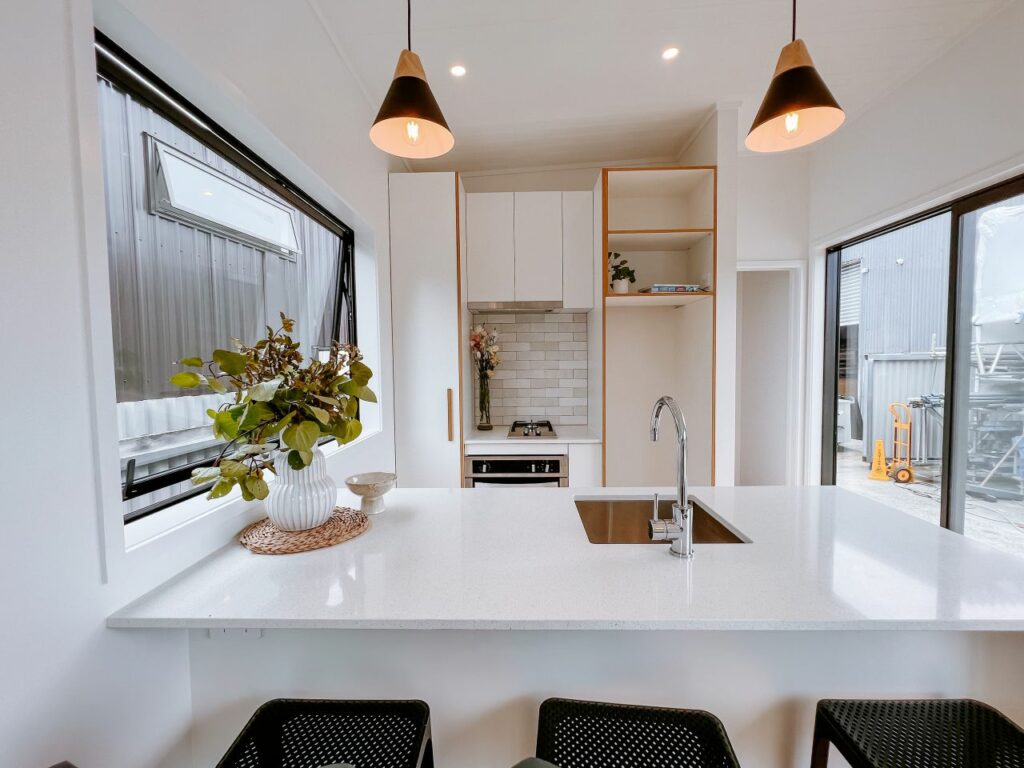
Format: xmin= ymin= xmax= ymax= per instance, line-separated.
xmin=481 ymin=463 xmax=488 ymax=473
xmin=531 ymin=463 xmax=536 ymax=472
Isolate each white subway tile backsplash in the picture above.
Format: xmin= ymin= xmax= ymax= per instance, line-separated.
xmin=471 ymin=311 xmax=590 ymax=426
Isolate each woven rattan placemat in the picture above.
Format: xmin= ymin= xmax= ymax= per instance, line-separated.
xmin=239 ymin=507 xmax=369 ymax=555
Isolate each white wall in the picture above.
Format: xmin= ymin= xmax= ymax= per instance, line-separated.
xmin=735 ymin=152 xmax=810 ymax=484
xmin=681 ymin=106 xmax=739 ymax=485
xmin=0 ymin=3 xmax=192 ymax=766
xmin=737 ymin=271 xmax=793 ymax=485
xmin=808 ymin=1 xmax=1024 ymax=246
xmin=674 ymin=301 xmax=715 ymax=485
xmin=738 ymin=153 xmax=811 ymax=262
xmin=605 ymin=307 xmax=681 ymax=485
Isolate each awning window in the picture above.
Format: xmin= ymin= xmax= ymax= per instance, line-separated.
xmin=146 ymin=134 xmax=300 ymax=257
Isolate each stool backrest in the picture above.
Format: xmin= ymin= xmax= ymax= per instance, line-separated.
xmin=536 ymin=698 xmax=740 ymax=768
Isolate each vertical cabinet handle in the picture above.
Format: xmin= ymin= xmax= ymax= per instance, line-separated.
xmin=447 ymin=388 xmax=454 ymax=442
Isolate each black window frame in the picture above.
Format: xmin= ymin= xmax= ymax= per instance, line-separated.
xmin=95 ymin=30 xmax=357 ymax=524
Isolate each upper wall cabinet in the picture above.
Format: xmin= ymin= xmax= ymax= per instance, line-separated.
xmin=562 ymin=191 xmax=594 ymax=310
xmin=513 ymin=192 xmax=563 ymax=302
xmin=466 ymin=190 xmax=593 ymax=308
xmin=467 ymin=192 xmax=515 ymax=303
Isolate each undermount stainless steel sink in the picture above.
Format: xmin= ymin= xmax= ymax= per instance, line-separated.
xmin=575 ymin=498 xmax=749 ymax=545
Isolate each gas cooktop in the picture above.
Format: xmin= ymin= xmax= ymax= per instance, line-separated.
xmin=507 ymin=419 xmax=557 ymax=439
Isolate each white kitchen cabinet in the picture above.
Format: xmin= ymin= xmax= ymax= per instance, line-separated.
xmin=390 ymin=172 xmax=462 ymax=487
xmin=568 ymin=443 xmax=602 ymax=487
xmin=467 ymin=192 xmax=514 ymax=303
xmin=513 ymin=191 xmax=563 ymax=302
xmin=561 ymin=191 xmax=594 ymax=310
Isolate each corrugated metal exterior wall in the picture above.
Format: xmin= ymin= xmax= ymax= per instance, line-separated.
xmin=840 ymin=213 xmax=951 ymax=461
xmin=98 ymin=77 xmax=342 ymax=404
xmin=97 ymin=77 xmax=344 ymax=514
xmin=839 ymin=258 xmax=861 ymax=326
xmin=846 ymin=213 xmax=950 ymax=356
xmin=861 ymin=356 xmax=945 ymax=461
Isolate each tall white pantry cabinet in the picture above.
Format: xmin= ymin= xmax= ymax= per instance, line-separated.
xmin=389 ymin=172 xmax=465 ymax=487
xmin=390 ymin=173 xmax=600 ymax=487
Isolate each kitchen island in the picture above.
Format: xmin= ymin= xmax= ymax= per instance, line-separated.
xmin=110 ymin=487 xmax=1024 ymax=766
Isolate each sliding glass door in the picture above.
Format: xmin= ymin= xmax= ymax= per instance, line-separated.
xmin=823 ymin=175 xmax=1024 ymax=558
xmin=824 ymin=213 xmax=951 ymax=526
xmin=947 ymin=181 xmax=1024 ymax=549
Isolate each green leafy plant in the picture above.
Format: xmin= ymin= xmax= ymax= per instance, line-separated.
xmin=170 ymin=313 xmax=376 ymax=502
xmin=608 ymin=252 xmax=636 ymax=283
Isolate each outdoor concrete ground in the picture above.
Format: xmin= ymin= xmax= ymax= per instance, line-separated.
xmin=836 ymin=447 xmax=1024 ymax=558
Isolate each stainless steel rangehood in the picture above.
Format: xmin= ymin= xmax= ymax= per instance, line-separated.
xmin=466 ymin=300 xmax=562 ymax=313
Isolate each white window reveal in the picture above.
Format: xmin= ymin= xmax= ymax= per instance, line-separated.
xmin=145 ymin=134 xmax=301 ymax=258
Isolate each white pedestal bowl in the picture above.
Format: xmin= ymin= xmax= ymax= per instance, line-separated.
xmin=345 ymin=472 xmax=397 ymax=515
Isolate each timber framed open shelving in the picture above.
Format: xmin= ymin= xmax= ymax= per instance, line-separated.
xmin=601 ymin=165 xmax=718 ymax=486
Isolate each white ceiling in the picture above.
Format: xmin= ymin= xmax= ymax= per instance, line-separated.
xmin=313 ymin=0 xmax=1005 ymax=172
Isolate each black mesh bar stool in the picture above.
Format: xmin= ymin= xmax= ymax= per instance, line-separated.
xmin=215 ymin=698 xmax=434 ymax=768
xmin=810 ymin=698 xmax=1024 ymax=767
xmin=536 ymin=697 xmax=741 ymax=768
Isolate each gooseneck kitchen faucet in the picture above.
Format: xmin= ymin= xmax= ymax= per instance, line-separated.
xmin=648 ymin=396 xmax=694 ymax=558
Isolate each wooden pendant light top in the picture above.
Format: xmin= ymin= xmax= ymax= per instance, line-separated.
xmin=393 ymin=49 xmax=427 ymax=81
xmin=773 ymin=39 xmax=814 ymax=77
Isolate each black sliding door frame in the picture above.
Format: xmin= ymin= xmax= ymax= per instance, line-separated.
xmin=943 ymin=174 xmax=1024 ymax=532
xmin=821 ymin=172 xmax=1024 ymax=533
xmin=820 ymin=247 xmax=841 ymax=486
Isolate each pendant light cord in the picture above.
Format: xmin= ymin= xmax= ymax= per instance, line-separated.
xmin=791 ymin=0 xmax=797 ymax=41
xmin=407 ymin=0 xmax=412 ymax=50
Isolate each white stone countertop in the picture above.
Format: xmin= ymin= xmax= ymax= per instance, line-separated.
xmin=108 ymin=486 xmax=1024 ymax=631
xmin=463 ymin=425 xmax=601 ymax=444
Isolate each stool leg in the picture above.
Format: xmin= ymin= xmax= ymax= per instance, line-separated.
xmin=810 ymin=712 xmax=830 ymax=768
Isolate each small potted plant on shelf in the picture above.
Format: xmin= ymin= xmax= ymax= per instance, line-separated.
xmin=469 ymin=324 xmax=500 ymax=430
xmin=608 ymin=252 xmax=636 ymax=294
xmin=169 ymin=312 xmax=376 ymax=532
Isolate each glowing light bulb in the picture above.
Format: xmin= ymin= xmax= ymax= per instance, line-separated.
xmin=405 ymin=119 xmax=420 ymax=145
xmin=784 ymin=112 xmax=800 ymax=135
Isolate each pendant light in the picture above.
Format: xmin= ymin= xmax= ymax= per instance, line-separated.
xmin=370 ymin=0 xmax=454 ymax=159
xmin=745 ymin=0 xmax=844 ymax=153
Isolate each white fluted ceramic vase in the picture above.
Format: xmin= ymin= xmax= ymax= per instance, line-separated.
xmin=266 ymin=447 xmax=336 ymax=531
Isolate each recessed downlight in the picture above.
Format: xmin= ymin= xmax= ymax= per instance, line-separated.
xmin=450 ymin=64 xmax=466 ymax=77
xmin=662 ymin=46 xmax=680 ymax=61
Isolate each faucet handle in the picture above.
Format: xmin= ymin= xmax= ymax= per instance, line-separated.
xmin=652 ymin=492 xmax=660 ymax=521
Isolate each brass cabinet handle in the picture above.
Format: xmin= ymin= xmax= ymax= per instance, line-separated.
xmin=447 ymin=388 xmax=454 ymax=442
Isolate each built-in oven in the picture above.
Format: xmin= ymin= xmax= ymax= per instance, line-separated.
xmin=464 ymin=455 xmax=568 ymax=487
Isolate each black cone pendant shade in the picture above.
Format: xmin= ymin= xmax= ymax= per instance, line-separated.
xmin=370 ymin=44 xmax=454 ymax=159
xmin=746 ymin=0 xmax=844 ymax=153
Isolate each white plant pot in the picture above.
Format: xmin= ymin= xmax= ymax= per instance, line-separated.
xmin=612 ymin=278 xmax=631 ymax=294
xmin=266 ymin=446 xmax=337 ymax=531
